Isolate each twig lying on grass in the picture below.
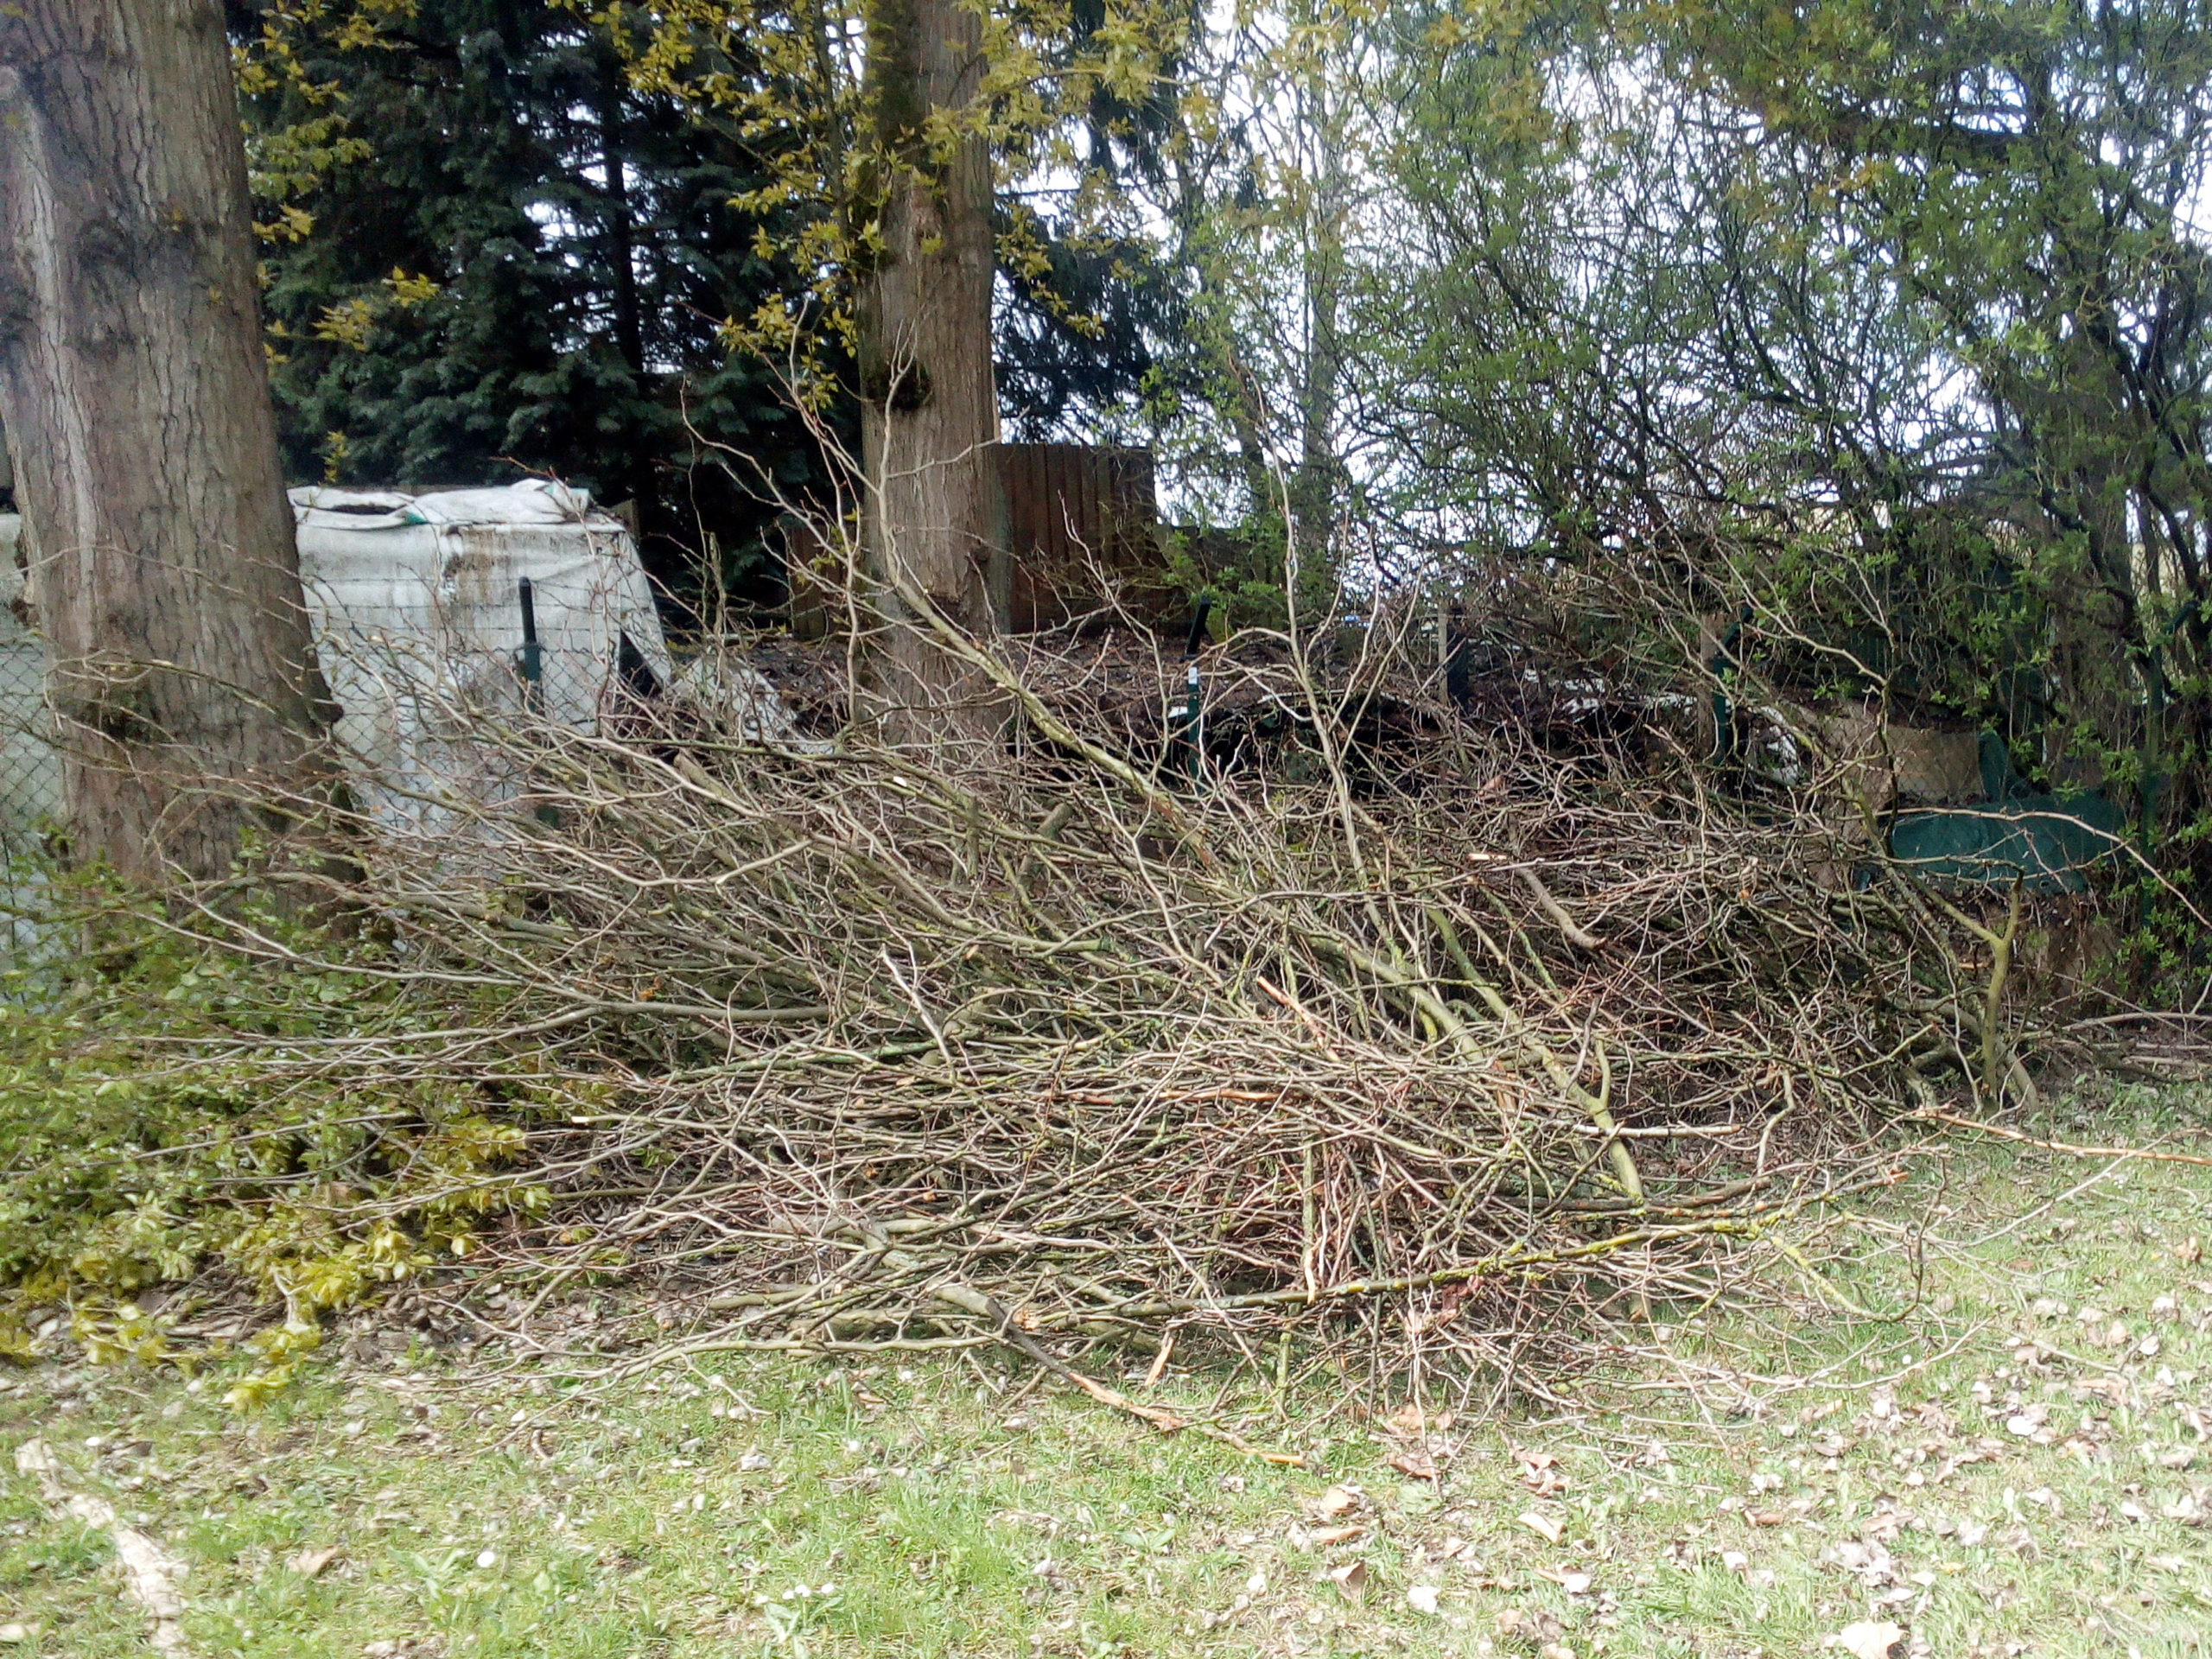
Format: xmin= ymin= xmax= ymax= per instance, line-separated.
xmin=1910 ymin=1108 xmax=2212 ymax=1169
xmin=931 ymin=1281 xmax=1306 ymax=1465
xmin=15 ymin=1440 xmax=191 ymax=1656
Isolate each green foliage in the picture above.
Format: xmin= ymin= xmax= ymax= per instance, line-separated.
xmin=1632 ymin=0 xmax=2212 ymax=761
xmin=0 ymin=872 xmax=545 ymax=1401
xmin=1329 ymin=0 xmax=2212 ymax=969
xmin=610 ymin=0 xmax=1205 ymax=372
xmin=227 ymin=0 xmax=1207 ymax=599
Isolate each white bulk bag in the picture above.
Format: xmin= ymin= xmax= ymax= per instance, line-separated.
xmin=0 ymin=483 xmax=673 ymax=840
xmin=291 ymin=480 xmax=672 ymax=829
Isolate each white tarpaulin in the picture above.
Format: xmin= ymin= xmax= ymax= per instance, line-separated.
xmin=0 ymin=480 xmax=674 ymax=839
xmin=291 ymin=480 xmax=672 ymax=827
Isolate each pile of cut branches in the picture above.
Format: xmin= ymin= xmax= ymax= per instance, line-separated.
xmin=78 ymin=607 xmax=2015 ymax=1401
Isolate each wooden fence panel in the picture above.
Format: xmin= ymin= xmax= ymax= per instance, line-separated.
xmin=784 ymin=444 xmax=1165 ymax=638
xmin=1001 ymin=442 xmax=1160 ymax=631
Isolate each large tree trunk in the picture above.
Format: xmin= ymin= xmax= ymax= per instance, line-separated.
xmin=0 ymin=0 xmax=331 ymax=882
xmin=855 ymin=0 xmax=1007 ymax=758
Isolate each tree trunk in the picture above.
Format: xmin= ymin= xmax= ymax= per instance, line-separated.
xmin=596 ymin=54 xmax=646 ymax=382
xmin=1288 ymin=78 xmax=1348 ymax=580
xmin=0 ymin=0 xmax=332 ymax=882
xmin=594 ymin=51 xmax=660 ymax=565
xmin=855 ymin=0 xmax=1007 ymax=758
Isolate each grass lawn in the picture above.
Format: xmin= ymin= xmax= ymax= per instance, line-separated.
xmin=3 ymin=1087 xmax=2210 ymax=1658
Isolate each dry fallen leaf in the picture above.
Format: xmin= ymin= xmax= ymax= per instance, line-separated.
xmin=289 ymin=1544 xmax=344 ymax=1578
xmin=1388 ymin=1447 xmax=1439 ymax=1480
xmin=1325 ymin=1560 xmax=1368 ymax=1601
xmin=1386 ymin=1404 xmax=1452 ymax=1438
xmin=1309 ymin=1524 xmax=1365 ymax=1546
xmin=1827 ymin=1620 xmax=1904 ymax=1659
xmin=1517 ymin=1510 xmax=1565 ymax=1544
xmin=1515 ymin=1448 xmax=1567 ymax=1495
xmin=1406 ymin=1584 xmax=1440 ymax=1616
xmin=1305 ymin=1486 xmax=1360 ymax=1520
xmin=2005 ymin=1404 xmax=2050 ymax=1439
xmin=1829 ymin=1537 xmax=1899 ymax=1587
xmin=1497 ymin=1607 xmax=1567 ymax=1643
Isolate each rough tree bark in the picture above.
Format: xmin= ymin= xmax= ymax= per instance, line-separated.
xmin=0 ymin=0 xmax=332 ymax=882
xmin=855 ymin=0 xmax=1007 ymax=757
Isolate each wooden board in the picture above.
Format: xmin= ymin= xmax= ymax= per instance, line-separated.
xmin=785 ymin=444 xmax=1165 ymax=638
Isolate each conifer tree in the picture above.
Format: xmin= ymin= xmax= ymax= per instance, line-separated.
xmin=233 ymin=0 xmax=830 ymax=609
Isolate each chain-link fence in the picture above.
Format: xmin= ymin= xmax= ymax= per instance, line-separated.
xmin=0 ymin=553 xmax=61 ymax=955
xmin=0 ymin=517 xmax=60 ymax=932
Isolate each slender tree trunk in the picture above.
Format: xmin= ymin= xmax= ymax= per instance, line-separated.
xmin=594 ymin=52 xmax=661 ymax=567
xmin=1288 ymin=74 xmax=1347 ymax=575
xmin=855 ymin=0 xmax=1007 ymax=757
xmin=0 ymin=0 xmax=332 ymax=882
xmin=596 ymin=56 xmax=646 ymax=382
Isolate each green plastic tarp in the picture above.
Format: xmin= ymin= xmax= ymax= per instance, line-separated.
xmin=1888 ymin=791 xmax=2126 ymax=893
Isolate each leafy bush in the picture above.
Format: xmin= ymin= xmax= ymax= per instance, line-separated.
xmin=0 ymin=869 xmax=546 ymax=1401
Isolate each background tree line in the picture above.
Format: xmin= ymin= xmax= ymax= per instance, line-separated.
xmin=14 ymin=0 xmax=2212 ymax=930
xmin=1342 ymin=0 xmax=2212 ymax=934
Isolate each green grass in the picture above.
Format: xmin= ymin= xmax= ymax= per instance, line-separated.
xmin=4 ymin=1086 xmax=2211 ymax=1657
